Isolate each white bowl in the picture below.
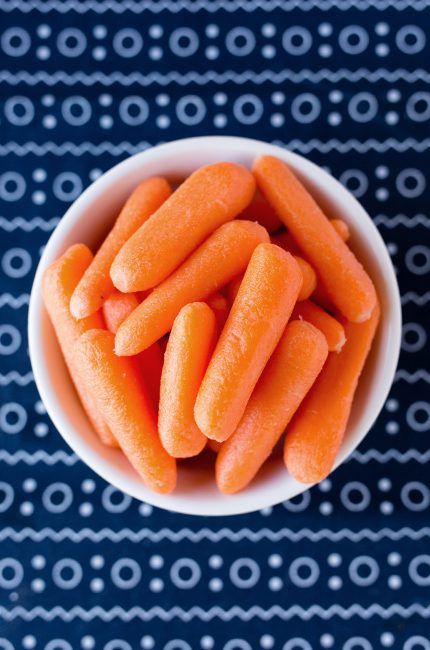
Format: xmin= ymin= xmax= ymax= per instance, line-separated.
xmin=28 ymin=136 xmax=402 ymax=516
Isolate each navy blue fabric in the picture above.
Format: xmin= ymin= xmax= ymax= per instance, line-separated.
xmin=0 ymin=2 xmax=429 ymax=648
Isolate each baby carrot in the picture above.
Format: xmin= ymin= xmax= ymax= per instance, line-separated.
xmin=253 ymin=155 xmax=377 ymax=322
xmin=331 ymin=218 xmax=350 ymax=242
xmin=102 ymin=291 xmax=140 ymax=334
xmin=238 ymin=189 xmax=283 ymax=233
xmin=294 ymin=256 xmax=317 ymax=301
xmin=159 ymin=303 xmax=216 ymax=458
xmin=75 ymin=329 xmax=176 ymax=493
xmin=207 ymin=440 xmax=222 ymax=453
xmin=228 ymin=255 xmax=314 ymax=304
xmin=102 ymin=291 xmax=163 ymax=409
xmin=110 ymin=162 xmax=256 ymax=292
xmin=115 ymin=220 xmax=269 ymax=356
xmin=284 ymin=302 xmax=380 ymax=484
xmin=217 ymin=320 xmax=328 ymax=493
xmin=195 ymin=243 xmax=303 ymax=442
xmin=206 ymin=292 xmax=230 ymax=331
xmin=270 ymin=237 xmax=316 ymax=301
xmin=70 ymin=177 xmax=171 ymax=319
xmin=292 ymin=300 xmax=346 ymax=352
xmin=226 ymin=274 xmax=244 ymax=304
xmin=42 ymin=244 xmax=117 ymax=448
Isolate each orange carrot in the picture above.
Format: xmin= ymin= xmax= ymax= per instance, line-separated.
xmin=206 ymin=292 xmax=230 ymax=331
xmin=253 ymin=155 xmax=377 ymax=322
xmin=271 ymin=231 xmax=300 ymax=256
xmin=238 ymin=189 xmax=283 ymax=233
xmin=102 ymin=291 xmax=140 ymax=334
xmin=75 ymin=329 xmax=176 ymax=493
xmin=331 ymin=218 xmax=350 ymax=241
xmin=115 ymin=220 xmax=269 ymax=356
xmin=110 ymin=162 xmax=256 ymax=292
xmin=207 ymin=439 xmax=222 ymax=453
xmin=271 ymin=237 xmax=316 ymax=301
xmin=102 ymin=291 xmax=163 ymax=409
xmin=293 ymin=256 xmax=317 ymax=301
xmin=284 ymin=302 xmax=380 ymax=484
xmin=217 ymin=320 xmax=328 ymax=493
xmin=228 ymin=253 xmax=314 ymax=304
xmin=226 ymin=274 xmax=244 ymax=304
xmin=42 ymin=244 xmax=117 ymax=448
xmin=292 ymin=300 xmax=346 ymax=352
xmin=194 ymin=243 xmax=303 ymax=442
xmin=159 ymin=303 xmax=216 ymax=458
xmin=70 ymin=177 xmax=171 ymax=319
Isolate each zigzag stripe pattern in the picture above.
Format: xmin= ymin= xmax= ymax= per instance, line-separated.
xmin=0 ymin=0 xmax=428 ymax=13
xmin=0 ymin=217 xmax=60 ymax=231
xmin=350 ymin=449 xmax=430 ymax=463
xmin=1 ymin=69 xmax=430 ymax=86
xmin=1 ymin=139 xmax=428 ymax=157
xmin=0 ymin=451 xmax=79 ymax=465
xmin=0 ymin=603 xmax=429 ymax=621
xmin=401 ymin=292 xmax=430 ymax=306
xmin=0 ymin=526 xmax=429 ymax=543
xmin=395 ymin=370 xmax=430 ymax=383
xmin=374 ymin=214 xmax=430 ymax=228
xmin=0 ymin=293 xmax=29 ymax=308
xmin=0 ymin=371 xmax=34 ymax=386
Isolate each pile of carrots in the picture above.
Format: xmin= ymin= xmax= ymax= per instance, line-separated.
xmin=43 ymin=155 xmax=379 ymax=495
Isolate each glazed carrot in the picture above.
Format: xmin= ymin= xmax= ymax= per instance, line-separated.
xmin=70 ymin=177 xmax=171 ymax=319
xmin=159 ymin=303 xmax=216 ymax=458
xmin=102 ymin=291 xmax=163 ymax=408
xmin=110 ymin=162 xmax=256 ymax=292
xmin=238 ymin=189 xmax=283 ymax=233
xmin=195 ymin=244 xmax=303 ymax=442
xmin=227 ymin=274 xmax=244 ymax=304
xmin=253 ymin=156 xmax=377 ymax=322
xmin=217 ymin=320 xmax=328 ymax=493
xmin=42 ymin=244 xmax=117 ymax=448
xmin=206 ymin=292 xmax=230 ymax=331
xmin=284 ymin=302 xmax=380 ymax=484
xmin=331 ymin=218 xmax=350 ymax=242
xmin=292 ymin=300 xmax=346 ymax=352
xmin=75 ymin=329 xmax=176 ymax=493
xmin=115 ymin=220 xmax=269 ymax=355
xmin=294 ymin=256 xmax=317 ymax=301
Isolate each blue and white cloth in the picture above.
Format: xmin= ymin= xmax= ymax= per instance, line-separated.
xmin=0 ymin=1 xmax=429 ymax=648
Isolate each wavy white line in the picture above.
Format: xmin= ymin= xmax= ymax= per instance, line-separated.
xmin=0 ymin=142 xmax=151 ymax=156
xmin=401 ymin=292 xmax=430 ymax=306
xmin=395 ymin=370 xmax=430 ymax=384
xmin=1 ymin=139 xmax=428 ymax=158
xmin=0 ymin=603 xmax=429 ymax=621
xmin=1 ymin=69 xmax=430 ymax=86
xmin=0 ymin=371 xmax=34 ymax=386
xmin=351 ymin=449 xmax=430 ymax=464
xmin=374 ymin=214 xmax=430 ymax=228
xmin=0 ymin=451 xmax=78 ymax=466
xmin=0 ymin=293 xmax=29 ymax=308
xmin=0 ymin=0 xmax=428 ymax=13
xmin=0 ymin=217 xmax=60 ymax=232
xmin=0 ymin=527 xmax=429 ymax=543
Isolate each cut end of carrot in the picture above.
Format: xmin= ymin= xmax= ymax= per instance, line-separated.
xmin=69 ymin=292 xmax=92 ymax=321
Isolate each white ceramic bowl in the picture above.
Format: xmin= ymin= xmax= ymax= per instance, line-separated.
xmin=28 ymin=136 xmax=402 ymax=516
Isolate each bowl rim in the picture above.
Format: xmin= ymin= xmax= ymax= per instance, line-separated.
xmin=28 ymin=135 xmax=402 ymax=516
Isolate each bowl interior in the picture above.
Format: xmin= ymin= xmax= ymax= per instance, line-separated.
xmin=29 ymin=136 xmax=401 ymax=516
